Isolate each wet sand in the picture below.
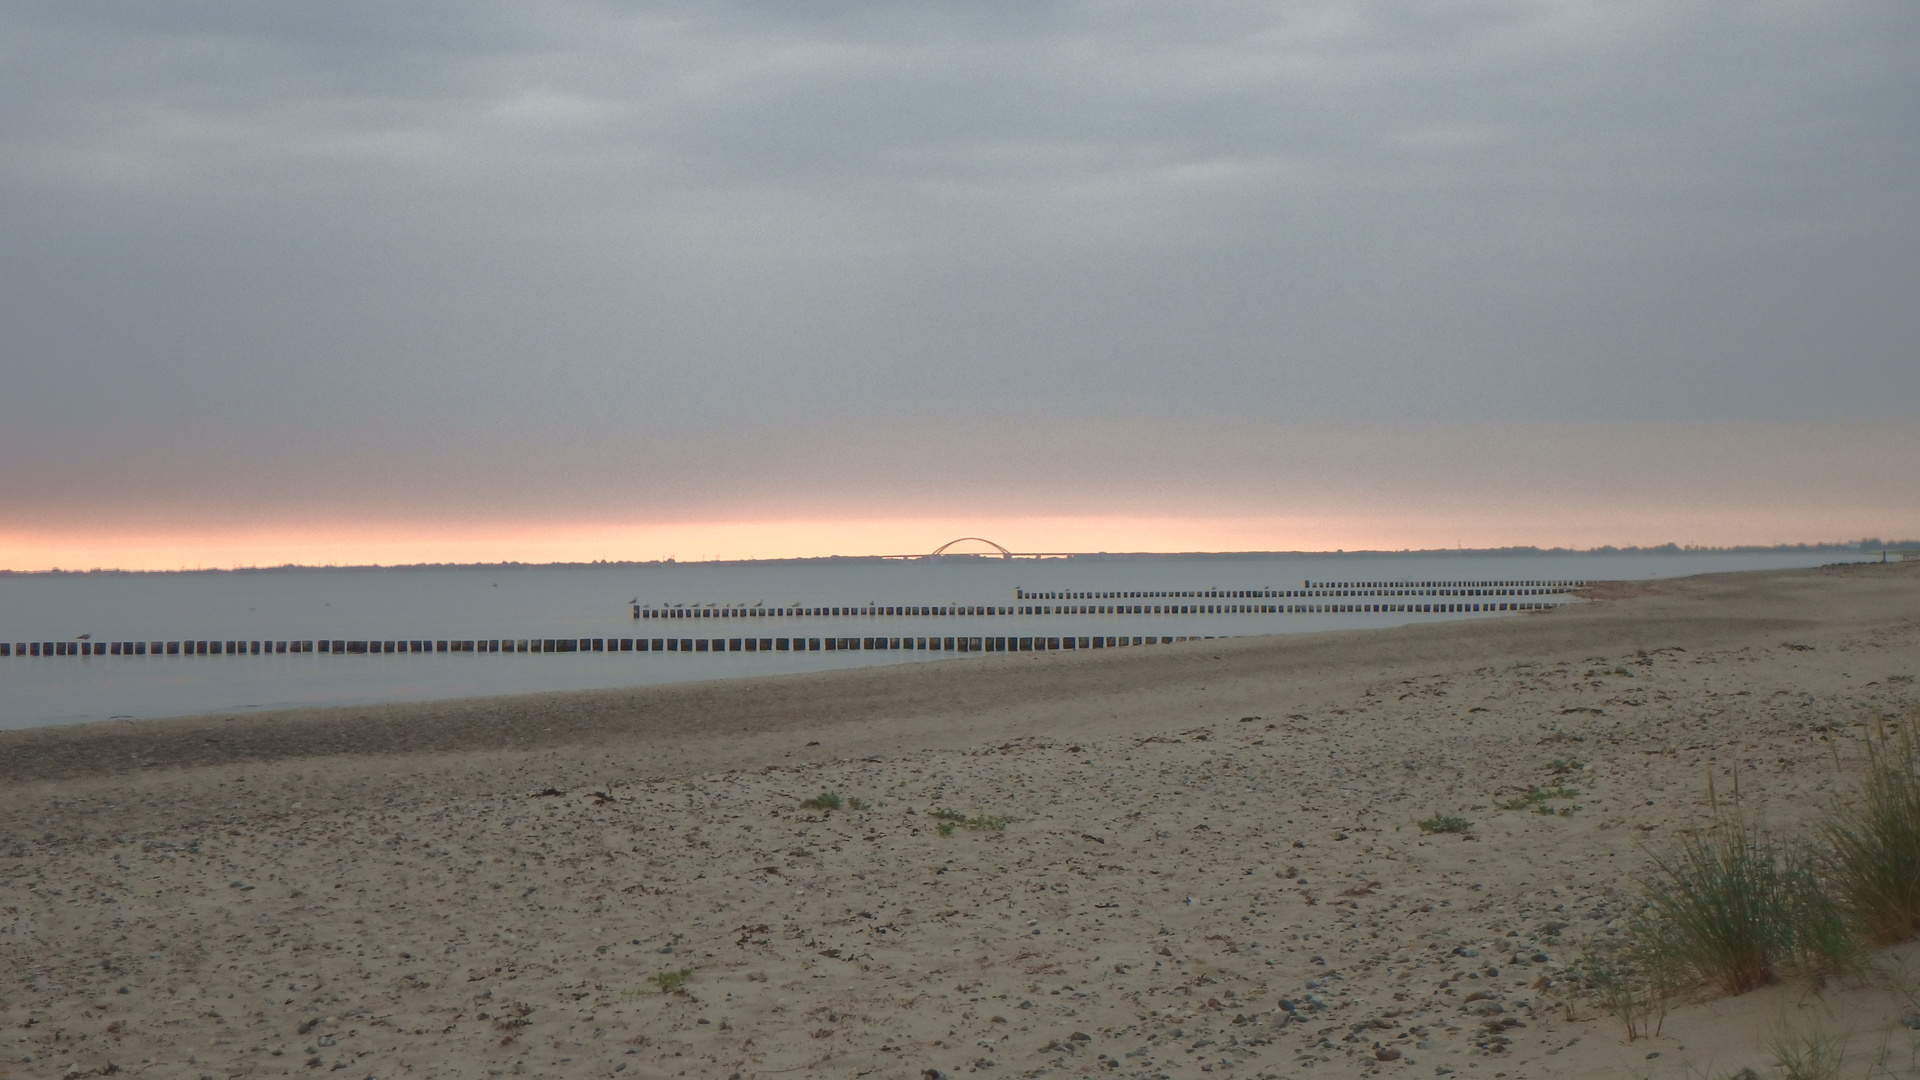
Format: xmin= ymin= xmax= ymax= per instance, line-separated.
xmin=3 ymin=561 xmax=1918 ymax=1079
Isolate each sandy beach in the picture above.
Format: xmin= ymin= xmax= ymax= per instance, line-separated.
xmin=4 ymin=561 xmax=1919 ymax=1080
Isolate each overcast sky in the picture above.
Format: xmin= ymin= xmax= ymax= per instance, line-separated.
xmin=2 ymin=1 xmax=1915 ymax=566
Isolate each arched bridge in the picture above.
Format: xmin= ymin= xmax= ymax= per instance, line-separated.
xmin=927 ymin=537 xmax=1015 ymax=558
xmin=874 ymin=538 xmax=1082 ymax=559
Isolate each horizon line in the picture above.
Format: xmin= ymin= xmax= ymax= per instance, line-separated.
xmin=3 ymin=539 xmax=1912 ymax=576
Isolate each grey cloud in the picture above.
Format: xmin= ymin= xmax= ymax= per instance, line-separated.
xmin=0 ymin=0 xmax=1915 ymax=528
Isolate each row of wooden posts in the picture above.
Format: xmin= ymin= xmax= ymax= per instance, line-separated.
xmin=8 ymin=634 xmax=1239 ymax=658
xmin=638 ymin=578 xmax=1577 ymax=619
xmin=1014 ymin=579 xmax=1586 ymax=599
xmin=3 ymin=599 xmax=1566 ymax=659
xmin=1297 ymin=579 xmax=1588 ymax=590
xmin=636 ymin=598 xmax=1568 ymax=619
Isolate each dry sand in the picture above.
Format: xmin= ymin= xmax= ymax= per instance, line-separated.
xmin=4 ymin=561 xmax=1920 ymax=1080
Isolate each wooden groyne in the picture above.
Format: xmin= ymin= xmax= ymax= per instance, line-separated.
xmin=4 ymin=577 xmax=1575 ymax=660
xmin=1298 ymin=578 xmax=1586 ymax=590
xmin=634 ymin=578 xmax=1577 ymax=620
xmin=1 ymin=635 xmax=1244 ymax=658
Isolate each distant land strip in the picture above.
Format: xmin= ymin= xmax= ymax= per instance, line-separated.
xmin=1 ymin=540 xmax=1912 ymax=575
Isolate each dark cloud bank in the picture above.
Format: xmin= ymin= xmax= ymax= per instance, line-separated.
xmin=0 ymin=0 xmax=1915 ymax=538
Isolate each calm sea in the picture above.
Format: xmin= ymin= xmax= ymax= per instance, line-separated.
xmin=0 ymin=552 xmax=1859 ymax=730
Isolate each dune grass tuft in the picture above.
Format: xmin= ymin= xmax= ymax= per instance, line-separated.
xmin=1820 ymin=723 xmax=1920 ymax=946
xmin=1573 ymin=937 xmax=1668 ymax=1041
xmin=1636 ymin=784 xmax=1858 ymax=998
xmin=1587 ymin=718 xmax=1920 ymax=1029
xmin=1640 ymin=815 xmax=1800 ymax=995
xmin=1768 ymin=1025 xmax=1845 ymax=1080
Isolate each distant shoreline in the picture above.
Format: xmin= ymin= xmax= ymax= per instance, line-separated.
xmin=1 ymin=541 xmax=1908 ymax=576
xmin=2 ymin=560 xmax=1910 ymax=783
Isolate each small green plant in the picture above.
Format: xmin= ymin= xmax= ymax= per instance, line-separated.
xmin=847 ymin=796 xmax=870 ymax=811
xmin=1417 ymin=814 xmax=1472 ymax=834
xmin=1496 ymin=785 xmax=1581 ymax=811
xmin=928 ymin=809 xmax=1016 ymax=833
xmin=1547 ymin=758 xmax=1586 ymax=775
xmin=788 ymin=846 xmax=813 ymax=857
xmin=651 ymin=968 xmax=692 ymax=994
xmin=800 ymin=790 xmax=844 ymax=811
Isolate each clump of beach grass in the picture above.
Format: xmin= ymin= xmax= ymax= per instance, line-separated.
xmin=1573 ymin=936 xmax=1669 ymax=1041
xmin=1590 ymin=718 xmax=1920 ymax=1026
xmin=651 ymin=968 xmax=692 ymax=994
xmin=1635 ymin=775 xmax=1857 ymax=997
xmin=1819 ymin=721 xmax=1920 ymax=946
xmin=1768 ymin=1025 xmax=1846 ymax=1080
xmin=1640 ymin=813 xmax=1796 ymax=995
xmin=1784 ymin=863 xmax=1858 ymax=986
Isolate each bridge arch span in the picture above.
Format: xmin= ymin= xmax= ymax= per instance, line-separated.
xmin=928 ymin=537 xmax=1014 ymax=558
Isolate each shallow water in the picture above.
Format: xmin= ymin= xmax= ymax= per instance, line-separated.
xmin=0 ymin=551 xmax=1857 ymax=729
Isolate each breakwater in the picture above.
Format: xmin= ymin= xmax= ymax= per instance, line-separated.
xmin=5 ymin=578 xmax=1576 ymax=660
xmin=0 ymin=556 xmax=1851 ymax=732
xmin=5 ymin=634 xmax=1237 ymax=658
xmin=634 ymin=578 xmax=1577 ymax=620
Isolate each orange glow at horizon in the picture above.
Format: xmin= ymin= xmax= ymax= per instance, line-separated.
xmin=4 ymin=419 xmax=1913 ymax=572
xmin=2 ymin=508 xmax=1910 ymax=571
